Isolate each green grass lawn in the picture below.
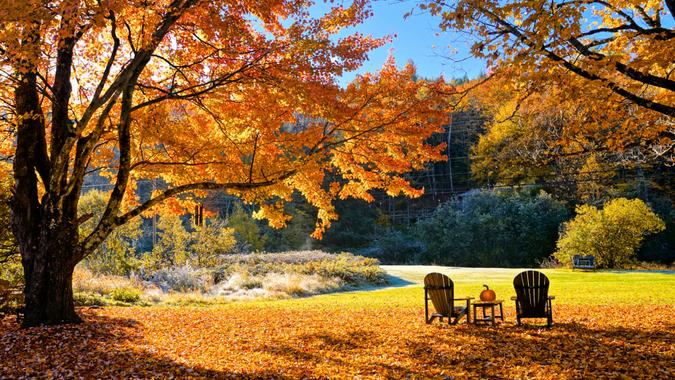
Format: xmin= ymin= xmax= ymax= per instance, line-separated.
xmin=220 ymin=265 xmax=675 ymax=312
xmin=381 ymin=265 xmax=675 ymax=306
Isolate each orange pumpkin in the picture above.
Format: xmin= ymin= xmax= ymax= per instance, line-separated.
xmin=480 ymin=285 xmax=496 ymax=302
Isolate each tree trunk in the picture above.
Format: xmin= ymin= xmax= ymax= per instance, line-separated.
xmin=21 ymin=224 xmax=82 ymax=327
xmin=12 ymin=43 xmax=85 ymax=327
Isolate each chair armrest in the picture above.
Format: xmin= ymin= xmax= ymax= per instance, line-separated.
xmin=454 ymin=297 xmax=474 ymax=301
xmin=548 ymin=296 xmax=555 ymax=300
xmin=510 ymin=296 xmax=518 ymax=301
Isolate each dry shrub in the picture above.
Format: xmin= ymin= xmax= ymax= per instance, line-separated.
xmin=73 ymin=266 xmax=142 ymax=296
xmin=262 ymin=273 xmax=341 ymax=296
xmin=141 ymin=287 xmax=165 ymax=303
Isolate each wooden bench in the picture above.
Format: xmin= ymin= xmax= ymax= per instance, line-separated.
xmin=572 ymin=255 xmax=596 ymax=270
xmin=0 ymin=279 xmax=24 ymax=321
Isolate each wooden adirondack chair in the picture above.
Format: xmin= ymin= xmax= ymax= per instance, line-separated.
xmin=424 ymin=272 xmax=472 ymax=325
xmin=511 ymin=270 xmax=554 ymax=328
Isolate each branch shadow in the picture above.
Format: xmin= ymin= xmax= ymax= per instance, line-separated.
xmin=410 ymin=318 xmax=675 ymax=378
xmin=260 ymin=329 xmax=412 ymax=377
xmin=0 ymin=311 xmax=291 ymax=379
xmin=344 ymin=273 xmax=415 ymax=293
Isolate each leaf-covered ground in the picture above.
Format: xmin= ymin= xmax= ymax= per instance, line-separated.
xmin=1 ymin=267 xmax=674 ymax=379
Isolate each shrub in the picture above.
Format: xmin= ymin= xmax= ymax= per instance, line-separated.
xmin=215 ymin=251 xmax=386 ymax=286
xmin=145 ymin=265 xmax=213 ymax=293
xmin=227 ymin=205 xmax=267 ymax=252
xmin=555 ymin=198 xmax=665 ymax=269
xmin=209 ymin=251 xmax=386 ymax=300
xmin=262 ymin=273 xmax=341 ymax=296
xmin=110 ymin=287 xmax=142 ymax=303
xmin=0 ymin=257 xmax=23 ymax=286
xmin=143 ymin=214 xmax=192 ymax=270
xmin=363 ymin=229 xmax=424 ymax=264
xmin=75 ymin=251 xmax=385 ymax=304
xmin=142 ymin=213 xmax=237 ymax=270
xmin=73 ymin=266 xmax=142 ymax=296
xmin=73 ymin=292 xmax=108 ymax=306
xmin=416 ymin=189 xmax=569 ymax=267
xmin=141 ymin=287 xmax=165 ymax=303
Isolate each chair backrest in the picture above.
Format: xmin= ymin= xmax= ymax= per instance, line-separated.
xmin=424 ymin=272 xmax=455 ymax=316
xmin=513 ymin=270 xmax=550 ymax=316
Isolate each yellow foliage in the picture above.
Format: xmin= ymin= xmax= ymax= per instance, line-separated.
xmin=555 ymin=198 xmax=665 ymax=268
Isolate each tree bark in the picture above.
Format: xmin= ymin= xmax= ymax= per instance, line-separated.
xmin=22 ymin=234 xmax=81 ymax=326
xmin=12 ymin=46 xmax=82 ymax=327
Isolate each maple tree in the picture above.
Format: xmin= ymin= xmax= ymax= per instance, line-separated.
xmin=425 ymin=0 xmax=674 ymax=162
xmin=461 ymin=65 xmax=673 ymax=203
xmin=423 ymin=0 xmax=674 ymax=115
xmin=0 ymin=0 xmax=451 ymax=326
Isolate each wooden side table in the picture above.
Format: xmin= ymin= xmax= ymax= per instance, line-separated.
xmin=472 ymin=300 xmax=504 ymax=325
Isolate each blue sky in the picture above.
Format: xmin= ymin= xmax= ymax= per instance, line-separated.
xmin=313 ymin=0 xmax=487 ymax=86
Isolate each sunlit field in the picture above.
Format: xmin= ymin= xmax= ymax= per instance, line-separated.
xmin=2 ymin=266 xmax=673 ymax=379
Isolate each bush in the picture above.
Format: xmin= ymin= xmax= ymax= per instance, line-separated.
xmin=0 ymin=257 xmax=23 ymax=286
xmin=145 ymin=265 xmax=213 ymax=293
xmin=362 ymin=229 xmax=424 ymax=264
xmin=416 ymin=189 xmax=569 ymax=267
xmin=75 ymin=251 xmax=385 ymax=305
xmin=555 ymin=198 xmax=665 ymax=269
xmin=142 ymin=213 xmax=237 ymax=270
xmin=262 ymin=273 xmax=341 ymax=296
xmin=110 ymin=287 xmax=142 ymax=303
xmin=214 ymin=251 xmax=386 ymax=287
xmin=73 ymin=266 xmax=142 ymax=296
xmin=73 ymin=292 xmax=108 ymax=306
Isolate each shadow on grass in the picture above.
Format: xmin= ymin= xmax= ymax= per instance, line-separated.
xmin=413 ymin=319 xmax=675 ymax=378
xmin=262 ymin=329 xmax=412 ymax=377
xmin=344 ymin=273 xmax=414 ymax=293
xmin=0 ymin=311 xmax=291 ymax=379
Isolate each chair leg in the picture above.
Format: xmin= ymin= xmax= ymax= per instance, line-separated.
xmin=473 ymin=305 xmax=477 ymax=324
xmin=424 ymin=290 xmax=430 ymax=324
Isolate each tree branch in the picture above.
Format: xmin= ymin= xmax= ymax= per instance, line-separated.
xmin=77 ymin=170 xmax=296 ymax=261
xmin=478 ymin=6 xmax=675 ymax=116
